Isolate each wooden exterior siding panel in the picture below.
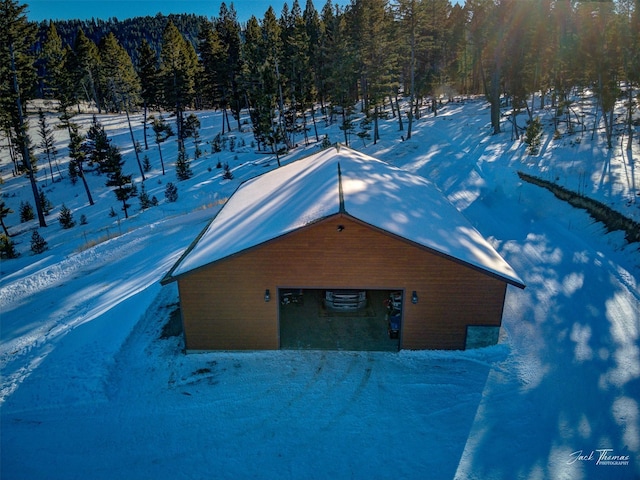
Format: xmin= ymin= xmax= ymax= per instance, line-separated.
xmin=178 ymin=214 xmax=509 ymax=350
xmin=402 ymin=280 xmax=507 ymax=350
xmin=178 ymin=269 xmax=278 ymax=351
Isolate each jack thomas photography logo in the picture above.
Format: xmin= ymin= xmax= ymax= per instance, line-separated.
xmin=567 ymin=448 xmax=630 ymax=466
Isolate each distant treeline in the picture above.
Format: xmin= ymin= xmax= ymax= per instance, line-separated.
xmin=33 ymin=13 xmax=206 ymax=65
xmin=3 ymin=0 xmax=640 ymax=169
xmin=1 ymin=0 xmax=638 ymax=237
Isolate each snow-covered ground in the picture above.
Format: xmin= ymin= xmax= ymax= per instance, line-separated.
xmin=1 ymin=97 xmax=639 ymax=479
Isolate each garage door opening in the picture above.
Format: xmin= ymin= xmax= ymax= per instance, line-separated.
xmin=278 ymin=289 xmax=402 ymax=351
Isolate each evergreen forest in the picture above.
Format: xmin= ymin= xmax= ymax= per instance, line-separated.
xmin=1 ymin=0 xmax=639 ymax=231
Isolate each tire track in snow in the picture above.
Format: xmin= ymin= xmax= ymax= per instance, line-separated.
xmin=0 ymin=233 xmax=145 ymax=312
xmin=0 ymin=214 xmax=199 ymax=405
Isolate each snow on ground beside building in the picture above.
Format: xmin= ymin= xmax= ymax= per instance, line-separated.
xmin=1 ymin=97 xmax=639 ymax=479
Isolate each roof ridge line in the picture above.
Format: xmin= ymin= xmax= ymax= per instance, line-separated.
xmin=337 ymin=161 xmax=345 ymax=213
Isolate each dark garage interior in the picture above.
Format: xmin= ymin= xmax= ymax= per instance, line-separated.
xmin=278 ymin=289 xmax=402 ymax=351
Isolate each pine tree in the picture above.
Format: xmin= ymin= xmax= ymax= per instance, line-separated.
xmin=318 ymin=0 xmax=338 ymax=108
xmin=524 ymin=117 xmax=543 ymax=155
xmin=40 ymin=22 xmax=66 ymax=100
xmin=165 ymin=182 xmax=178 ymax=202
xmin=136 ymin=39 xmax=160 ymax=150
xmin=139 ymin=182 xmax=153 ymax=210
xmin=243 ymin=16 xmax=270 ymax=152
xmin=467 ymin=0 xmax=503 ymax=134
xmin=30 ymin=229 xmax=48 ymax=254
xmin=68 ymin=159 xmax=78 ymax=185
xmin=39 ymin=187 xmax=54 ymax=215
xmin=350 ymin=0 xmax=398 ymax=143
xmin=55 ymin=45 xmax=78 ymax=137
xmin=102 ymin=145 xmax=137 ymax=219
xmin=394 ymin=0 xmax=426 ymax=139
xmin=99 ymin=33 xmax=145 ymax=180
xmin=242 ymin=10 xmax=285 ymax=158
xmin=58 ymin=203 xmax=75 ymax=229
xmin=1 ymin=0 xmax=46 ymax=227
xmin=37 ymin=108 xmax=62 ymax=183
xmin=175 ymin=145 xmax=193 ymax=181
xmin=68 ymin=124 xmax=95 ymax=205
xmin=184 ymin=113 xmax=202 ymax=157
xmin=0 ymin=201 xmax=13 ymax=236
xmin=98 ymin=33 xmax=141 ymax=113
xmin=68 ymin=28 xmax=102 ymax=111
xmin=222 ymin=163 xmax=234 ymax=180
xmin=264 ymin=7 xmax=287 ymax=149
xmin=215 ymin=3 xmax=244 ymax=131
xmin=19 ymin=201 xmax=34 ymax=222
xmin=621 ymin=0 xmax=640 ymax=149
xmin=325 ymin=13 xmax=357 ymax=145
xmin=281 ymin=0 xmax=313 ymax=146
xmin=84 ymin=115 xmax=111 ymax=168
xmin=0 ymin=234 xmax=18 ymax=258
xmin=303 ymin=0 xmax=323 ymax=142
xmin=500 ymin=0 xmax=542 ymax=138
xmin=150 ymin=114 xmax=173 ymax=175
xmin=160 ymin=21 xmax=198 ymax=145
xmin=445 ymin=3 xmax=471 ymax=96
xmin=576 ymin=1 xmax=620 ymax=148
xmin=198 ymin=21 xmax=226 ymax=110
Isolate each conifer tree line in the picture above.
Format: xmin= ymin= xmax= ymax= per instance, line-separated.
xmin=1 ymin=0 xmax=639 ymax=233
xmin=4 ymin=0 xmax=640 ymax=148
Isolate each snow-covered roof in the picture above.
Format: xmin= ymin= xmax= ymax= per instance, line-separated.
xmin=167 ymin=146 xmax=524 ymax=287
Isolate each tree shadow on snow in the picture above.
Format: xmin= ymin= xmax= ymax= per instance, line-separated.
xmin=456 ymin=228 xmax=640 ymax=480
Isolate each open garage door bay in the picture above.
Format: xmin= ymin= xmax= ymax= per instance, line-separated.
xmin=279 ymin=289 xmax=402 ymax=351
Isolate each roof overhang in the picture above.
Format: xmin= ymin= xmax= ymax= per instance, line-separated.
xmin=162 ymin=145 xmax=525 ymax=289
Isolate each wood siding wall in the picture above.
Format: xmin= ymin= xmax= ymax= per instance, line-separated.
xmin=177 ymin=214 xmax=508 ymax=351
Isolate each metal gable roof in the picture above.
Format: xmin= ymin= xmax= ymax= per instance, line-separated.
xmin=164 ymin=145 xmax=524 ymax=288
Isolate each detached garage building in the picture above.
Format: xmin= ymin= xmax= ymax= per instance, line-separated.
xmin=161 ymin=145 xmax=524 ymax=351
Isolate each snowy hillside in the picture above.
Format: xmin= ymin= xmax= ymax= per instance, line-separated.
xmin=1 ymin=97 xmax=639 ymax=479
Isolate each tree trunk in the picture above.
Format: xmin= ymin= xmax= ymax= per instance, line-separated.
xmin=79 ymin=166 xmax=94 ymax=206
xmin=157 ymin=142 xmax=165 ymax=175
xmin=45 ymin=152 xmax=54 ymax=183
xmin=121 ymin=195 xmax=129 ymax=219
xmin=311 ymin=104 xmax=319 ymax=143
xmin=10 ymin=42 xmax=46 ymax=227
xmin=143 ymin=102 xmax=149 ymax=150
xmin=605 ymin=108 xmax=614 ymax=149
xmin=627 ymin=84 xmax=634 ymax=150
xmin=122 ymin=93 xmax=145 ymax=181
xmin=342 ymin=109 xmax=349 ymax=146
xmin=1 ymin=218 xmax=9 ymax=237
xmin=222 ymin=107 xmax=227 ymax=135
xmin=374 ymin=105 xmax=380 ymax=144
xmin=395 ymin=93 xmax=403 ymax=132
xmin=489 ymin=69 xmax=502 ymax=135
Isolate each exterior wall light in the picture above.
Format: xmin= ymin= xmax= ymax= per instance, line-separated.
xmin=265 ymin=289 xmax=271 ymax=302
xmin=411 ymin=291 xmax=418 ymax=304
